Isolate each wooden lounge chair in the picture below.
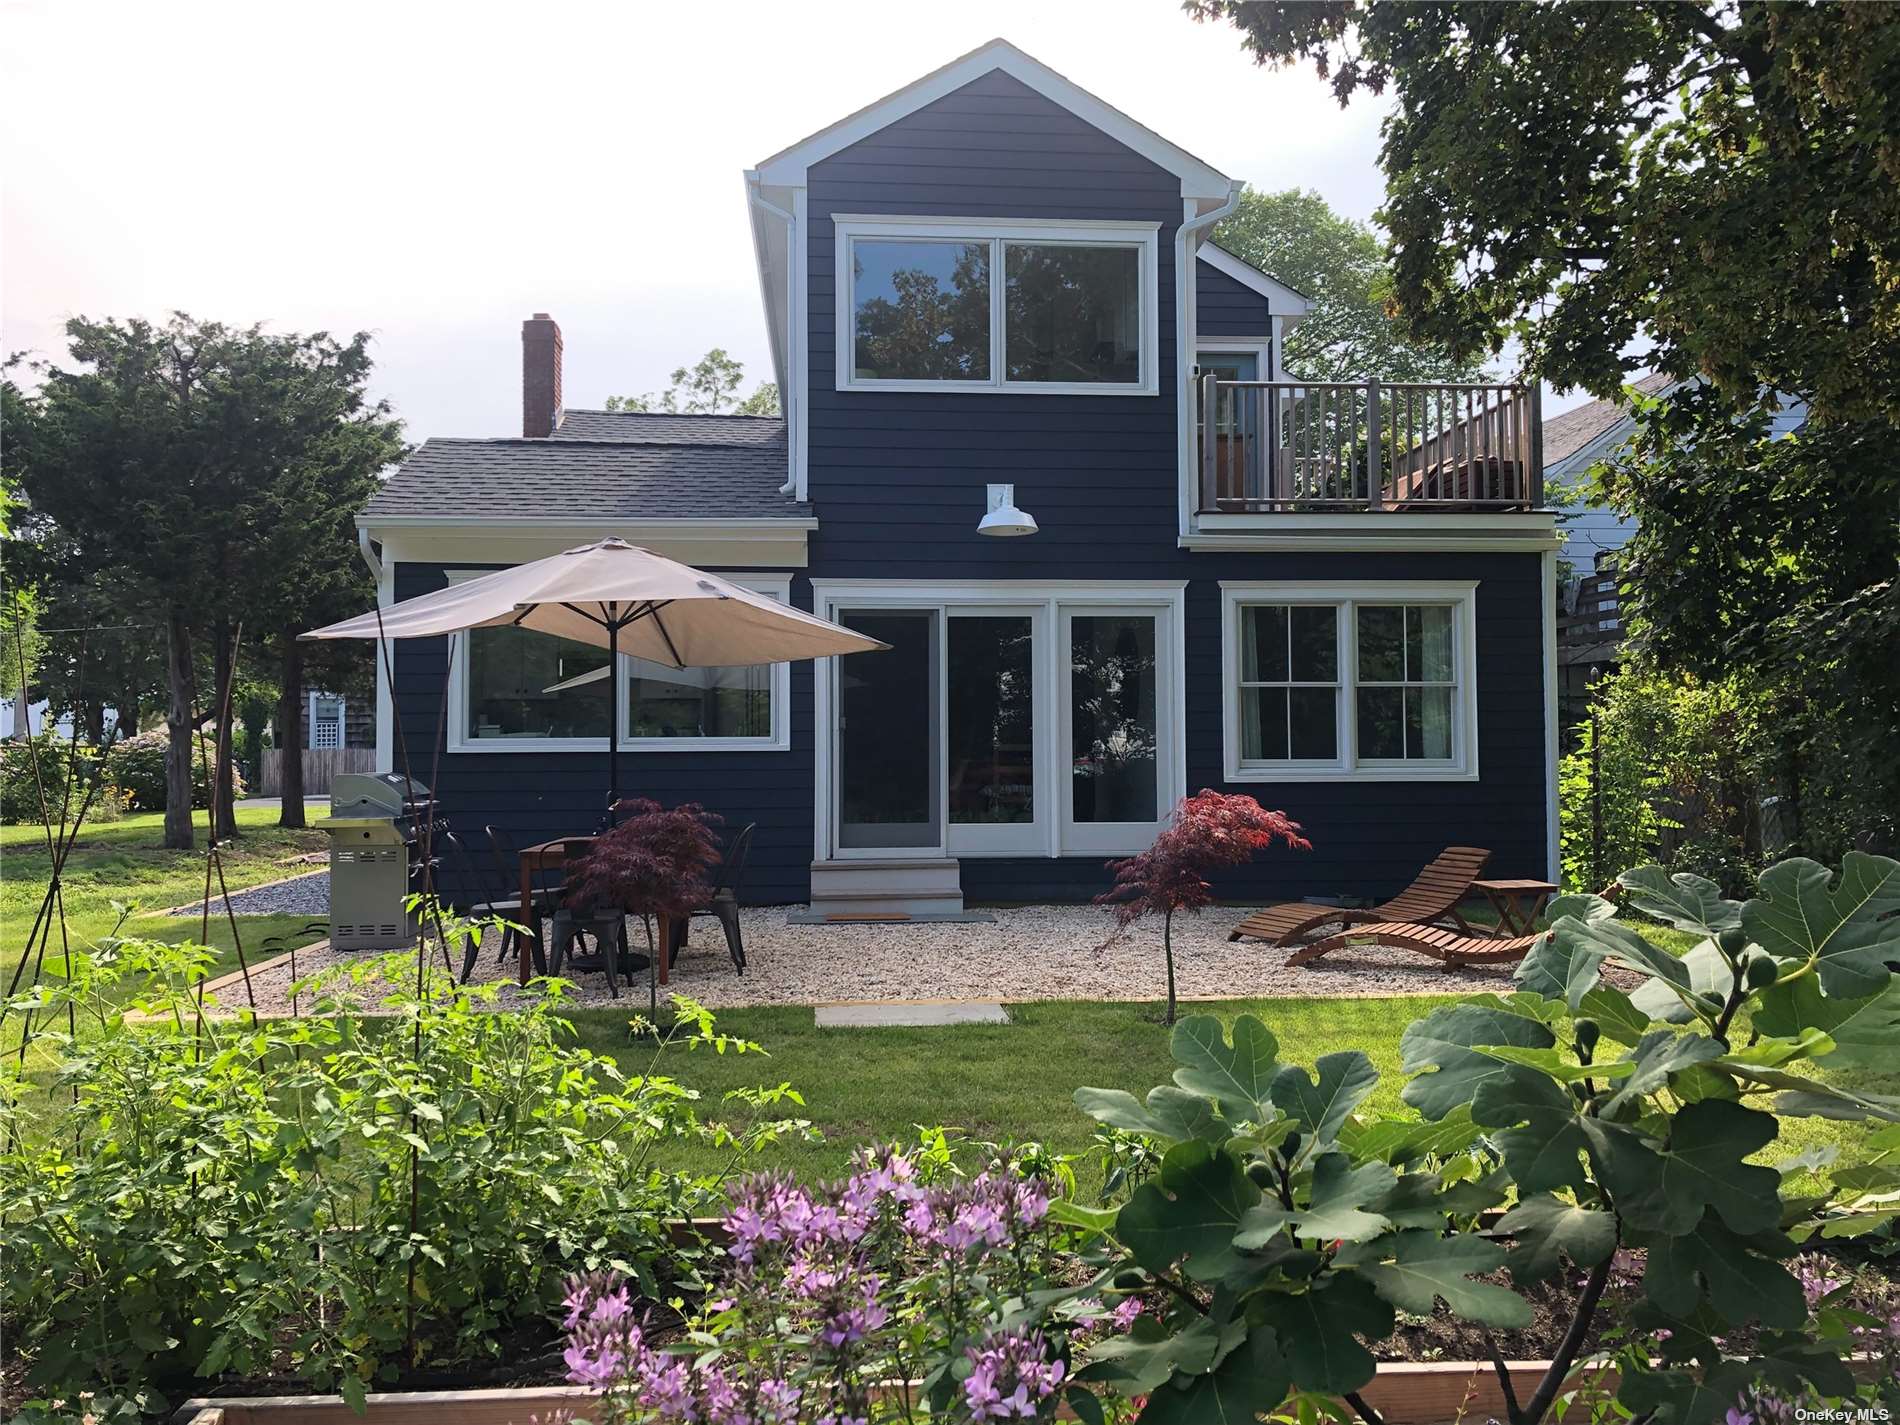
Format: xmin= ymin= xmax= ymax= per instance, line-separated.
xmin=1227 ymin=846 xmax=1492 ymax=947
xmin=1287 ymin=920 xmax=1547 ymax=970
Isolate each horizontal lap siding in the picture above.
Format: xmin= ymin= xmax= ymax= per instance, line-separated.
xmin=1195 ymin=260 xmax=1271 ymax=337
xmin=390 ymin=563 xmax=819 ymax=905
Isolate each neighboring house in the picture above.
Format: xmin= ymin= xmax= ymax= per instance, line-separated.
xmin=300 ymin=690 xmax=373 ymax=750
xmin=359 ymin=40 xmax=1562 ymax=913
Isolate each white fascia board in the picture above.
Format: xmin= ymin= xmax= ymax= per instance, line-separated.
xmin=1184 ymin=512 xmax=1561 ymax=554
xmin=356 ymin=515 xmax=818 ymax=533
xmin=1196 ymin=244 xmax=1314 ymax=319
xmin=360 ymin=517 xmax=817 ymax=570
xmin=743 ymin=172 xmax=794 ymax=395
xmin=753 ymin=38 xmax=1232 ymax=201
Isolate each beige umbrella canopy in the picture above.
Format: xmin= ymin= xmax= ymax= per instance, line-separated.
xmin=304 ymin=536 xmax=886 ymax=807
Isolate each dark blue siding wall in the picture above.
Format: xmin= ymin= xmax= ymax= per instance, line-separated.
xmin=390 ymin=563 xmax=819 ymax=906
xmin=1195 ymin=259 xmax=1271 ymax=337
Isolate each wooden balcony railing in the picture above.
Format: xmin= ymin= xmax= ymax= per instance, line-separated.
xmin=1196 ymin=377 xmax=1544 ymax=514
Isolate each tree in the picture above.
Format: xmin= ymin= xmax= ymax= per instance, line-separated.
xmin=13 ymin=315 xmax=404 ymax=848
xmin=1213 ymin=187 xmax=1486 ymax=384
xmin=1189 ymin=0 xmax=1900 ymax=853
xmin=605 ymin=348 xmax=779 ymax=416
xmin=1096 ymin=791 xmax=1309 ymax=1024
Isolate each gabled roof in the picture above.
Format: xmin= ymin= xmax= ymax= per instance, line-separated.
xmin=752 ymin=38 xmax=1233 ymax=202
xmin=1543 ymin=373 xmax=1678 ymax=470
xmin=360 ymin=417 xmax=809 ymax=523
xmin=1198 ymin=244 xmax=1315 ymax=322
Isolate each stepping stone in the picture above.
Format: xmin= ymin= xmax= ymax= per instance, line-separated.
xmin=814 ymin=1001 xmax=1009 ymax=1028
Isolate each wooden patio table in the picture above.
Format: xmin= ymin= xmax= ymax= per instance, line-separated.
xmin=1470 ymin=877 xmax=1559 ymax=938
xmin=517 ymin=837 xmax=674 ymax=989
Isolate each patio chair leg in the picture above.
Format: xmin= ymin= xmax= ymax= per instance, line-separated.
xmin=459 ymin=926 xmax=484 ymax=985
xmin=714 ymin=900 xmax=744 ymax=975
xmin=602 ymin=921 xmax=618 ymax=999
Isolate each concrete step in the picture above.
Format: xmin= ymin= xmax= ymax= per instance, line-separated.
xmin=808 ymin=858 xmax=965 ymax=918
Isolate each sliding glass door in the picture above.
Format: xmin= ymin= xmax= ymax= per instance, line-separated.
xmin=837 ymin=609 xmax=941 ymax=852
xmin=1061 ymin=607 xmax=1169 ymax=854
xmin=946 ymin=609 xmax=1043 ymax=855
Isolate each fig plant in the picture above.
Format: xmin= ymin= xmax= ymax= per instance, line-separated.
xmin=1071 ymin=853 xmax=1900 ymax=1425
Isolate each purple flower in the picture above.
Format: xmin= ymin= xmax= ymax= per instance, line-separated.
xmin=962 ymin=1328 xmax=1067 ymax=1419
xmin=1110 ymin=1297 xmax=1144 ymax=1331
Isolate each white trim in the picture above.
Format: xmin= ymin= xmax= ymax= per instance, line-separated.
xmin=1175 ymin=182 xmax=1244 ymax=542
xmin=753 ymin=38 xmax=1232 ymax=201
xmin=368 ymin=521 xmax=814 ymax=572
xmin=371 ymin=543 xmax=394 ymax=772
xmin=1196 ymin=340 xmax=1274 ymax=375
xmin=792 ymin=187 xmax=811 ymax=502
xmin=833 ymin=217 xmax=1161 ymax=396
xmin=1184 ymin=511 xmax=1561 ymax=554
xmin=1541 ymin=549 xmax=1561 ymax=882
xmin=808 ymin=580 xmax=1187 ymax=861
xmin=443 ymin=571 xmax=793 ymax=755
xmin=358 ymin=515 xmax=817 ymax=533
xmin=1218 ymin=581 xmax=1481 ymax=783
xmin=1197 ymin=245 xmax=1314 ymax=319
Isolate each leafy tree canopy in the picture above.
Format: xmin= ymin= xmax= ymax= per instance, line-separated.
xmin=605 ymin=347 xmax=779 ymax=417
xmin=1212 ymin=186 xmax=1485 ymax=384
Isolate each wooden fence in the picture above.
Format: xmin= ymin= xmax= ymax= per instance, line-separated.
xmin=260 ymin=746 xmax=375 ymax=797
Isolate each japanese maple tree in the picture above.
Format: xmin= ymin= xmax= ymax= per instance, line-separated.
xmin=1097 ymin=790 xmax=1309 ymax=1023
xmin=566 ymin=799 xmax=724 ymax=972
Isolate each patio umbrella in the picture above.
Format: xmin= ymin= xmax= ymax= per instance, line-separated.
xmin=303 ymin=536 xmax=886 ymax=807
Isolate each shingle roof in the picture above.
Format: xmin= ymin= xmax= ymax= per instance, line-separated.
xmin=1543 ymin=373 xmax=1676 ymax=467
xmin=361 ymin=415 xmax=807 ymax=521
xmin=551 ymin=409 xmax=786 ymax=446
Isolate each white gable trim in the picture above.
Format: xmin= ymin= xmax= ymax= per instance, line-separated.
xmin=753 ymin=38 xmax=1232 ymax=201
xmin=1197 ymin=245 xmax=1313 ymax=321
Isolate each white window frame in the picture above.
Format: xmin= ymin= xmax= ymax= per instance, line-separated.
xmin=1220 ymin=581 xmax=1480 ymax=783
xmin=834 ymin=215 xmax=1162 ymax=397
xmin=446 ymin=570 xmax=792 ymax=754
xmin=811 ymin=580 xmax=1187 ymax=859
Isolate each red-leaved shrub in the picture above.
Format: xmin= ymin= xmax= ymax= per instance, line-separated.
xmin=1097 ymin=790 xmax=1309 ymax=1023
xmin=565 ymin=800 xmax=723 ymax=961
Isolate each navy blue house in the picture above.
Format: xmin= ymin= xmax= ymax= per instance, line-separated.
xmin=362 ymin=40 xmax=1561 ymax=915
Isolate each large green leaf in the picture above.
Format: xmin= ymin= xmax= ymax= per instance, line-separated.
xmin=1372 ymin=1168 xmax=1508 ymax=1229
xmin=1472 ymin=1043 xmax=1631 ymax=1084
xmin=1618 ymin=1362 xmax=1758 ymax=1425
xmin=1618 ymin=865 xmax=1743 ymax=937
xmin=1578 ymin=984 xmax=1655 ymax=1045
xmin=1494 ymin=1195 xmax=1616 ymax=1283
xmin=1234 ymin=1152 xmax=1394 ymax=1247
xmin=1641 ymin=1213 xmax=1805 ymax=1329
xmin=1074 ymin=1085 xmax=1225 ymax=1144
xmin=1340 ymin=1229 xmax=1531 ymax=1328
xmin=1269 ymin=1052 xmax=1377 ymax=1148
xmin=1517 ymin=913 xmax=1609 ymax=1006
xmin=1343 ymin=1105 xmax=1481 ymax=1166
xmin=1629 ymin=939 xmax=1731 ymax=1024
xmin=1171 ymin=1015 xmax=1281 ymax=1126
xmin=1602 ymin=1031 xmax=1725 ymax=1112
xmin=1136 ymin=1329 xmax=1291 ymax=1425
xmin=1746 ymin=852 xmax=1900 ymax=999
xmin=1582 ymin=1100 xmax=1782 ymax=1235
xmin=1253 ymin=1274 xmax=1390 ymax=1394
xmin=1115 ymin=1140 xmax=1260 ymax=1282
xmin=1080 ymin=1314 xmax=1230 ymax=1392
xmin=1470 ymin=1064 xmax=1589 ymax=1192
xmin=1400 ymin=999 xmax=1555 ymax=1121
xmin=1755 ymin=971 xmax=1900 ymax=1070
xmin=1771 ymin=1084 xmax=1900 ymax=1124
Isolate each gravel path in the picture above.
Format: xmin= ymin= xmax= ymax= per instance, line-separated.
xmin=225 ymin=904 xmax=1527 ymax=1017
xmin=168 ymin=869 xmax=331 ymax=919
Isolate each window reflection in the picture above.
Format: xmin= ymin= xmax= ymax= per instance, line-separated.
xmin=852 ymin=240 xmax=991 ymax=380
xmin=948 ymin=617 xmax=1035 ymax=825
xmin=1071 ymin=615 xmax=1158 ymax=823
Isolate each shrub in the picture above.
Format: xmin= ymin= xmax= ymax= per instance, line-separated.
xmin=103 ymin=725 xmax=243 ymax=811
xmin=0 ymin=731 xmax=101 ymax=824
xmin=1097 ymin=790 xmax=1308 ymax=1023
xmin=0 ymin=932 xmax=808 ymax=1411
xmin=1070 ymin=853 xmax=1900 ymax=1424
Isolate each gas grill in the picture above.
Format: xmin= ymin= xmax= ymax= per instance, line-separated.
xmin=315 ymin=773 xmax=438 ymax=951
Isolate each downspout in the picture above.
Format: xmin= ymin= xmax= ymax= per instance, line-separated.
xmin=746 ymin=171 xmax=800 ymax=498
xmin=1175 ymin=181 xmax=1245 ymax=537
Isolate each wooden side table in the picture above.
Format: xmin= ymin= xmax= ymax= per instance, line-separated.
xmin=1470 ymin=878 xmax=1559 ymax=938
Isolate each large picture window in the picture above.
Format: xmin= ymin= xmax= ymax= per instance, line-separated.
xmin=1221 ymin=582 xmax=1479 ymax=781
xmin=837 ymin=219 xmax=1159 ymax=395
xmin=449 ymin=571 xmax=792 ymax=753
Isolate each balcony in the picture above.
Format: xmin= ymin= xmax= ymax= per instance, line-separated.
xmin=1196 ymin=378 xmax=1544 ymax=515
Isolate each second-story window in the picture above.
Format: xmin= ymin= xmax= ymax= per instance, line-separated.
xmin=837 ymin=218 xmax=1159 ymax=396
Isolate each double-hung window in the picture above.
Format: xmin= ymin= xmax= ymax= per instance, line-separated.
xmin=1221 ymin=582 xmax=1479 ymax=781
xmin=836 ymin=217 xmax=1159 ymax=395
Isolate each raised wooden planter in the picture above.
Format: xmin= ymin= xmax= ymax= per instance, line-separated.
xmin=173 ymin=1359 xmax=1585 ymax=1425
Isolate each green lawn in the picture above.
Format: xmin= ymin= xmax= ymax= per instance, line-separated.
xmin=581 ymin=990 xmax=1897 ymax=1185
xmin=3 ymin=806 xmax=330 ymax=1005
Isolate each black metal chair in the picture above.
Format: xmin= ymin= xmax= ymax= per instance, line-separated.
xmin=486 ymin=825 xmax=560 ymax=968
xmin=547 ymin=839 xmax=641 ymax=997
xmin=443 ymin=831 xmax=544 ymax=983
xmin=669 ymin=822 xmax=752 ymax=976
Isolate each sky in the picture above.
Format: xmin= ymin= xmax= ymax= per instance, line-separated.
xmin=3 ymin=0 xmax=1414 ymax=444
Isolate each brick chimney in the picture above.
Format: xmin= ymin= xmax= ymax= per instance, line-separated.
xmin=521 ymin=313 xmax=562 ymax=437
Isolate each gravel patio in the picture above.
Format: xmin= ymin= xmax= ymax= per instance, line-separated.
xmin=220 ymin=902 xmax=1527 ymax=1017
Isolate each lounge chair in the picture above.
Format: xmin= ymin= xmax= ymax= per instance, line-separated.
xmin=1287 ymin=920 xmax=1547 ymax=970
xmin=1227 ymin=846 xmax=1492 ymax=947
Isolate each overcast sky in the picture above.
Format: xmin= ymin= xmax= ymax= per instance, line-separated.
xmin=4 ymin=0 xmax=1409 ymax=442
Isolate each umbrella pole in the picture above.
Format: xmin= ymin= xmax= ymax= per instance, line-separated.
xmin=608 ymin=617 xmax=620 ymax=818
